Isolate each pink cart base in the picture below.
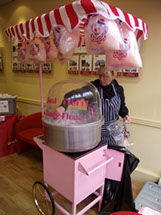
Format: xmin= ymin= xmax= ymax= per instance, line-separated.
xmin=49 ymin=189 xmax=103 ymax=215
xmin=34 ymin=136 xmax=113 ymax=215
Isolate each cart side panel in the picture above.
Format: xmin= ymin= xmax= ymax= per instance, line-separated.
xmin=42 ymin=145 xmax=75 ymax=202
xmin=105 ymin=149 xmax=125 ymax=181
xmin=74 ymin=145 xmax=107 ymax=204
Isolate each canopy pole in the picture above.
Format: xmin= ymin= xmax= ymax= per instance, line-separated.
xmin=39 ymin=64 xmax=44 ymax=116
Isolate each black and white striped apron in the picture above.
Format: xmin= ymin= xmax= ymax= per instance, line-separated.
xmin=99 ymin=83 xmax=121 ymax=145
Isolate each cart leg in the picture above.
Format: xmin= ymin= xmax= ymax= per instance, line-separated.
xmin=72 ymin=203 xmax=77 ymax=215
xmin=98 ymin=184 xmax=104 ymax=212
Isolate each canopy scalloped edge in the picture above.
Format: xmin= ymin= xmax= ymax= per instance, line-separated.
xmin=5 ymin=0 xmax=148 ymax=41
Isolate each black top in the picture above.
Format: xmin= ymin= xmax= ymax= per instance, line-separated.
xmin=91 ymin=79 xmax=129 ymax=118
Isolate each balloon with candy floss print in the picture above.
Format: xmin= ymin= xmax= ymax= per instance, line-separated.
xmin=84 ymin=14 xmax=124 ymax=54
xmin=105 ymin=21 xmax=143 ymax=70
xmin=121 ymin=121 xmax=134 ymax=148
xmin=52 ymin=26 xmax=80 ymax=56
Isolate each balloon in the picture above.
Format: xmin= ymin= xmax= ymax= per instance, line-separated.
xmin=25 ymin=34 xmax=46 ymax=64
xmin=84 ymin=14 xmax=124 ymax=54
xmin=57 ymin=52 xmax=72 ymax=63
xmin=53 ymin=26 xmax=80 ymax=56
xmin=43 ymin=35 xmax=58 ymax=62
xmin=105 ymin=22 xmax=142 ymax=70
xmin=17 ymin=41 xmax=26 ymax=63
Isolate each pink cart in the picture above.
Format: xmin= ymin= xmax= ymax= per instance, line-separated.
xmin=4 ymin=1 xmax=148 ymax=214
xmin=33 ymin=136 xmax=125 ymax=215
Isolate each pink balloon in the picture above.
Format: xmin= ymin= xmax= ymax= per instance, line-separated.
xmin=43 ymin=35 xmax=58 ymax=62
xmin=25 ymin=35 xmax=46 ymax=64
xmin=17 ymin=41 xmax=26 ymax=63
xmin=53 ymin=26 xmax=80 ymax=56
xmin=57 ymin=52 xmax=72 ymax=63
xmin=84 ymin=14 xmax=124 ymax=54
xmin=106 ymin=22 xmax=142 ymax=70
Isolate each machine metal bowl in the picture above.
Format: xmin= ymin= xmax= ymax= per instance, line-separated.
xmin=42 ymin=118 xmax=104 ymax=153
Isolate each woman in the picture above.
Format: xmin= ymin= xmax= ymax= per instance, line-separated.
xmin=56 ymin=65 xmax=131 ymax=146
xmin=91 ymin=65 xmax=131 ymax=145
xmin=93 ymin=66 xmax=138 ymax=214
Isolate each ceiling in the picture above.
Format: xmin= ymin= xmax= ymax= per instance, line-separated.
xmin=0 ymin=0 xmax=13 ymax=6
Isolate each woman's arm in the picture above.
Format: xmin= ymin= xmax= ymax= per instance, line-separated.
xmin=118 ymin=85 xmax=131 ymax=123
xmin=56 ymin=84 xmax=96 ymax=116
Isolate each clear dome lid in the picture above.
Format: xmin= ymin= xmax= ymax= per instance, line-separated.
xmin=43 ymin=80 xmax=102 ymax=126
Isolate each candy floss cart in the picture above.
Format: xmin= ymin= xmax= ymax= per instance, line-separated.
xmin=34 ymin=80 xmax=116 ymax=215
xmin=34 ymin=81 xmax=124 ymax=215
xmin=5 ymin=0 xmax=148 ymax=214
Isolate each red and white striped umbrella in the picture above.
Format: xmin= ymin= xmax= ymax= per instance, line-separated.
xmin=5 ymin=0 xmax=148 ymax=42
xmin=5 ymin=0 xmax=148 ymax=115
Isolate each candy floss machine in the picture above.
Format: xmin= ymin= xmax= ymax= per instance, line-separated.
xmin=43 ymin=80 xmax=104 ymax=152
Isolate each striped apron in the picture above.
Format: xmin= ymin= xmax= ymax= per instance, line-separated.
xmin=100 ymin=83 xmax=121 ymax=145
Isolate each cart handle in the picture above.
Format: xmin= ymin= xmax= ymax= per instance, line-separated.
xmin=78 ymin=152 xmax=113 ymax=176
xmin=33 ymin=136 xmax=46 ymax=149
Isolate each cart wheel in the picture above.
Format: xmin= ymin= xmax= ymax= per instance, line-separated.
xmin=32 ymin=181 xmax=55 ymax=215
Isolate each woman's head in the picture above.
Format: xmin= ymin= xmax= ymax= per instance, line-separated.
xmin=98 ymin=66 xmax=116 ymax=86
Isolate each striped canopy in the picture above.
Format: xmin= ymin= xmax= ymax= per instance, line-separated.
xmin=5 ymin=0 xmax=148 ymax=41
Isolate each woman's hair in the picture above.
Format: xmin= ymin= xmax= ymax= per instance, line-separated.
xmin=98 ymin=65 xmax=117 ymax=81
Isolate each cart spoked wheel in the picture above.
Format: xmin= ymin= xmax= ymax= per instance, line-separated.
xmin=32 ymin=181 xmax=55 ymax=215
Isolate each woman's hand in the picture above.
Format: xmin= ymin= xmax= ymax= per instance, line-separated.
xmin=123 ymin=115 xmax=131 ymax=124
xmin=54 ymin=106 xmax=65 ymax=119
